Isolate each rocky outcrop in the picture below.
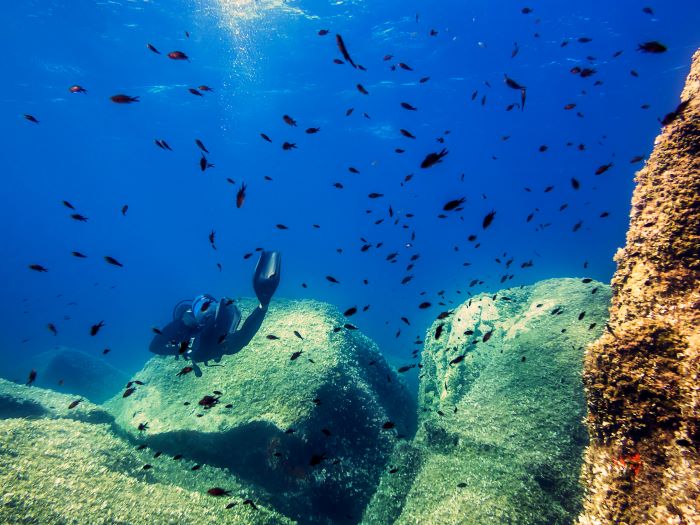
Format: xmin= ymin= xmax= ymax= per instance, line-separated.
xmin=27 ymin=346 xmax=130 ymax=403
xmin=0 ymin=377 xmax=112 ymax=424
xmin=0 ymin=417 xmax=294 ymax=525
xmin=105 ymin=298 xmax=415 ymax=525
xmin=578 ymin=50 xmax=700 ymax=524
xmin=363 ymin=278 xmax=611 ymax=525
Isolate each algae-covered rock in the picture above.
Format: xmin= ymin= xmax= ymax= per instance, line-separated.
xmin=27 ymin=346 xmax=130 ymax=403
xmin=0 ymin=377 xmax=113 ymax=424
xmin=578 ymin=49 xmax=700 ymax=525
xmin=365 ymin=278 xmax=611 ymax=525
xmin=0 ymin=417 xmax=294 ymax=525
xmin=106 ymin=298 xmax=415 ymax=524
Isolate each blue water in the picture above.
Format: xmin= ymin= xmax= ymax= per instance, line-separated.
xmin=1 ymin=0 xmax=698 ymax=380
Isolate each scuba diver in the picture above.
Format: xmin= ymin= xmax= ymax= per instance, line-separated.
xmin=149 ymin=250 xmax=281 ymax=376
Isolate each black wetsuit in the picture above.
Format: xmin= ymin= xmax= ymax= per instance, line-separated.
xmin=149 ymin=298 xmax=268 ymax=376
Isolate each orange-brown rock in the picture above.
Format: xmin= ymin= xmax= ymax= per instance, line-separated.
xmin=578 ymin=49 xmax=700 ymax=525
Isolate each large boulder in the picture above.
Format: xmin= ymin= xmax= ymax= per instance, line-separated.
xmin=0 ymin=417 xmax=294 ymax=525
xmin=363 ymin=278 xmax=611 ymax=525
xmin=105 ymin=298 xmax=415 ymax=524
xmin=27 ymin=346 xmax=130 ymax=403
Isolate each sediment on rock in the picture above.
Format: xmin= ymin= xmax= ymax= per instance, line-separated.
xmin=578 ymin=49 xmax=700 ymax=525
xmin=105 ymin=298 xmax=415 ymax=525
xmin=364 ymin=278 xmax=612 ymax=525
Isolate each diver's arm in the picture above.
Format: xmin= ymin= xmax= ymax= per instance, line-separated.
xmin=148 ymin=319 xmax=196 ymax=356
xmin=222 ymin=305 xmax=267 ymax=356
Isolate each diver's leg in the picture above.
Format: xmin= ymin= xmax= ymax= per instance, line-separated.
xmin=222 ymin=305 xmax=267 ymax=356
xmin=192 ymin=361 xmax=202 ymax=377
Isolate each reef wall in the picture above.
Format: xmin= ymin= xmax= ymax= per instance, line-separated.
xmin=578 ymin=50 xmax=700 ymax=524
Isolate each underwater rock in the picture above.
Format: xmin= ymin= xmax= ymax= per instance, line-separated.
xmin=0 ymin=377 xmax=112 ymax=424
xmin=27 ymin=346 xmax=130 ymax=403
xmin=106 ymin=298 xmax=414 ymax=524
xmin=0 ymin=417 xmax=294 ymax=525
xmin=365 ymin=278 xmax=610 ymax=525
xmin=578 ymin=50 xmax=700 ymax=525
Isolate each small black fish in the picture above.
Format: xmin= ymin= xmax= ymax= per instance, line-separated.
xmin=503 ymin=75 xmax=527 ymax=110
xmin=420 ymin=148 xmax=448 ymax=169
xmin=207 ymin=488 xmax=231 ymax=497
xmin=482 ymin=210 xmax=496 ymax=229
xmin=90 ymin=320 xmax=105 ymax=336
xmin=443 ymin=197 xmax=465 ymax=211
xmin=638 ymin=41 xmax=667 ymax=53
xmin=104 ymin=256 xmax=124 ymax=267
xmin=435 ymin=324 xmax=444 ymax=340
xmin=195 ymin=139 xmax=209 ymax=153
xmin=595 ymin=163 xmax=614 ymax=175
xmin=309 ymin=453 xmax=327 ymax=466
xmin=450 ymin=355 xmax=465 ymax=365
xmin=661 ymin=100 xmax=690 ymax=126
xmin=336 ymin=34 xmax=357 ymax=68
xmin=290 ymin=350 xmax=303 ymax=361
xmin=199 ymin=154 xmax=214 ymax=172
xmin=243 ymin=499 xmax=258 ymax=510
